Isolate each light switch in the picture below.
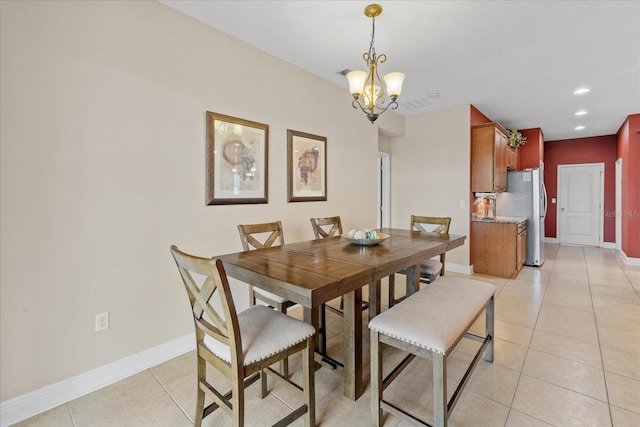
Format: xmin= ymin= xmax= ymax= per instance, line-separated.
xmin=551 ymin=198 xmax=556 ymax=203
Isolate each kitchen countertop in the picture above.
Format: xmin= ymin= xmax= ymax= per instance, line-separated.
xmin=471 ymin=216 xmax=527 ymax=224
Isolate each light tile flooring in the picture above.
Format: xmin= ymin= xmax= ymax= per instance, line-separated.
xmin=15 ymin=245 xmax=640 ymax=426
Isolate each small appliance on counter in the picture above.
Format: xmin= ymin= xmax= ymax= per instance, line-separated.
xmin=474 ymin=193 xmax=496 ymax=220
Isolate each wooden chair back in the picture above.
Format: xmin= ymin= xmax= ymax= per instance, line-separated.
xmin=169 ymin=245 xmax=243 ymax=366
xmin=310 ymin=216 xmax=343 ymax=239
xmin=238 ymin=221 xmax=284 ymax=251
xmin=411 ymin=215 xmax=452 ymax=274
xmin=410 ymin=215 xmax=451 ymax=234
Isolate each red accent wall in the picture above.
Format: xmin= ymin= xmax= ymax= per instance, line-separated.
xmin=616 ymin=114 xmax=640 ymax=258
xmin=519 ymin=128 xmax=544 ymax=169
xmin=470 ymin=105 xmax=491 ymax=126
xmin=544 ymin=135 xmax=617 ymax=242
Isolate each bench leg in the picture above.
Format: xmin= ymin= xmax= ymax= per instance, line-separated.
xmin=370 ymin=329 xmax=382 ymax=427
xmin=433 ymin=353 xmax=447 ymax=427
xmin=485 ymin=296 xmax=494 ymax=362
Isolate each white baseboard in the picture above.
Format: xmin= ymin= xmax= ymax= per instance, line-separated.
xmin=0 ymin=334 xmax=195 ymax=427
xmin=544 ymin=237 xmax=559 ymax=244
xmin=601 ymin=241 xmax=616 ymax=249
xmin=620 ymin=250 xmax=640 ymax=266
xmin=446 ymin=262 xmax=473 ymax=275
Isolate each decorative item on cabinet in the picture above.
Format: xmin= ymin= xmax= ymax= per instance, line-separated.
xmin=507 ymin=129 xmax=527 ymax=149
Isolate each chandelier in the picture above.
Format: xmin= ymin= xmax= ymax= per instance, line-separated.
xmin=346 ymin=4 xmax=405 ymax=124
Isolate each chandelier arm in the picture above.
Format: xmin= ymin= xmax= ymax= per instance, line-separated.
xmin=374 ymin=99 xmax=399 ymax=116
xmin=373 ymin=53 xmax=388 ymax=106
xmin=352 ymin=98 xmax=373 ymax=115
xmin=352 ymin=97 xmax=399 ymax=117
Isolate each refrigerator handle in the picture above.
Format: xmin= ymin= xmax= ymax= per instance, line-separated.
xmin=541 ymin=181 xmax=548 ymax=219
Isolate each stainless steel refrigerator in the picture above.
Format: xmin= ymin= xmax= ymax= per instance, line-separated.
xmin=496 ymin=168 xmax=548 ymax=266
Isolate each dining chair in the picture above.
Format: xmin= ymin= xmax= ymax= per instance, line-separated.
xmin=310 ymin=216 xmax=344 ymax=240
xmin=170 ymin=245 xmax=315 ymax=427
xmin=237 ymin=221 xmax=296 ymax=376
xmin=388 ymin=215 xmax=452 ymax=307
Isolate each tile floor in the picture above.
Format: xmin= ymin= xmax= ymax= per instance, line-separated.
xmin=15 ymin=245 xmax=640 ymax=426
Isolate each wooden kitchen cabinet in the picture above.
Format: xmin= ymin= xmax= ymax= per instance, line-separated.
xmin=516 ymin=221 xmax=527 ymax=271
xmin=471 ymin=123 xmax=508 ymax=192
xmin=472 ymin=219 xmax=527 ymax=278
xmin=506 ymin=145 xmax=519 ymax=170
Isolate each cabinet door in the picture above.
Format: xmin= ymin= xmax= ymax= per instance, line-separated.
xmin=516 ymin=230 xmax=527 ymax=270
xmin=472 ymin=123 xmax=508 ymax=192
xmin=472 ymin=126 xmax=494 ymax=192
xmin=506 ymin=146 xmax=518 ymax=171
xmin=494 ymin=129 xmax=507 ymax=191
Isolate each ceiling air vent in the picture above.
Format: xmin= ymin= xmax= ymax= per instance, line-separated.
xmin=400 ymin=98 xmax=432 ymax=110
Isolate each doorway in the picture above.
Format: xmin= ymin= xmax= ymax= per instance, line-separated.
xmin=557 ymin=163 xmax=604 ymax=246
xmin=377 ymin=152 xmax=390 ymax=229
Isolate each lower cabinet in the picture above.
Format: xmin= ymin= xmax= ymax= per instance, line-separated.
xmin=516 ymin=222 xmax=527 ymax=271
xmin=472 ymin=220 xmax=527 ymax=278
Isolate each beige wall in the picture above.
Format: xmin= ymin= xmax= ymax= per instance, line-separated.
xmin=389 ymin=106 xmax=471 ymax=267
xmin=0 ymin=0 xmax=396 ymax=400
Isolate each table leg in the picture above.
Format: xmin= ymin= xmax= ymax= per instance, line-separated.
xmin=405 ymin=264 xmax=420 ymax=296
xmin=343 ymin=288 xmax=363 ymax=400
xmin=303 ymin=306 xmax=320 ymax=351
xmin=368 ymin=279 xmax=382 ymax=321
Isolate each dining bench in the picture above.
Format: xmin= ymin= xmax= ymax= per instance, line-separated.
xmin=369 ymin=275 xmax=495 ymax=427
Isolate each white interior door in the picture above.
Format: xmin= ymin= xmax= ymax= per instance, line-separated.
xmin=558 ymin=164 xmax=603 ymax=246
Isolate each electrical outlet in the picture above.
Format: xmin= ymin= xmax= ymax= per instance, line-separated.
xmin=95 ymin=312 xmax=109 ymax=332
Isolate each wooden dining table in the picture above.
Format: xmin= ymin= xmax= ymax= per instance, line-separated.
xmin=219 ymin=228 xmax=466 ymax=400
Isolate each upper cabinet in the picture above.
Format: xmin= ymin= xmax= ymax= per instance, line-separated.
xmin=506 ymin=145 xmax=519 ymax=171
xmin=471 ymin=123 xmax=508 ymax=192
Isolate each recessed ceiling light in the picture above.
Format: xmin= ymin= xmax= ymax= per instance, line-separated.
xmin=574 ymin=88 xmax=590 ymax=95
xmin=575 ymin=110 xmax=588 ymax=116
xmin=575 ymin=125 xmax=586 ymax=130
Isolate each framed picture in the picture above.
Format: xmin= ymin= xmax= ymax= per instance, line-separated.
xmin=287 ymin=129 xmax=327 ymax=202
xmin=206 ymin=112 xmax=268 ymax=205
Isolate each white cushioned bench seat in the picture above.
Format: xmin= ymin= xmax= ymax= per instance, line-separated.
xmin=369 ymin=276 xmax=495 ymax=355
xmin=370 ymin=276 xmax=496 ymax=427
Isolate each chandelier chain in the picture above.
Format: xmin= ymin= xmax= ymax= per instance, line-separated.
xmin=368 ymin=17 xmax=377 ymax=61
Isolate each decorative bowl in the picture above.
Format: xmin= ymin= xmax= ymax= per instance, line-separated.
xmin=343 ymin=232 xmax=389 ymax=246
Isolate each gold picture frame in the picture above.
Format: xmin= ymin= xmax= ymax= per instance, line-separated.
xmin=206 ymin=112 xmax=268 ymax=205
xmin=287 ymin=129 xmax=327 ymax=202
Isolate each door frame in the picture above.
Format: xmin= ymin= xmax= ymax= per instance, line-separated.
xmin=557 ymin=162 xmax=604 ymax=247
xmin=615 ymin=158 xmax=622 ymax=251
xmin=377 ymin=152 xmax=390 ymax=228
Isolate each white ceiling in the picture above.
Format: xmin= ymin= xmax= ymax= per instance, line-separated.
xmin=159 ymin=0 xmax=640 ymax=141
